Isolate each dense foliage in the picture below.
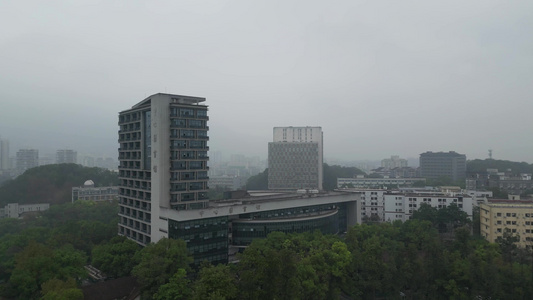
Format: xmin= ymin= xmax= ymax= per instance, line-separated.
xmin=1 ymin=199 xmax=532 ymax=300
xmin=0 ymin=164 xmax=118 ymax=206
xmin=0 ymin=201 xmax=119 ymax=299
xmin=144 ymin=224 xmax=533 ymax=300
xmin=467 ymin=159 xmax=533 ymax=175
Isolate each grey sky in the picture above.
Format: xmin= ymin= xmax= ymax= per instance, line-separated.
xmin=1 ymin=0 xmax=532 ymax=163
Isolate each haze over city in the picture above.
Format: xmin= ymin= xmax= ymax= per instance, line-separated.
xmin=1 ymin=0 xmax=532 ymax=163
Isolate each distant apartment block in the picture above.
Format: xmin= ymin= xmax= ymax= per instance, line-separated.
xmin=337 ymin=177 xmax=426 ymax=188
xmin=468 ymin=169 xmax=533 ymax=196
xmin=16 ymin=149 xmax=39 ymax=172
xmin=381 ymin=155 xmax=408 ymax=169
xmin=0 ymin=202 xmax=50 ymax=219
xmin=419 ymin=151 xmax=466 ymax=182
xmin=57 ymin=149 xmax=78 ymax=164
xmin=0 ymin=138 xmax=9 ymax=170
xmin=209 ymin=175 xmax=244 ymax=190
xmin=268 ymin=126 xmax=323 ymax=190
xmin=480 ymin=200 xmax=533 ymax=248
xmin=72 ymin=180 xmax=119 ymax=203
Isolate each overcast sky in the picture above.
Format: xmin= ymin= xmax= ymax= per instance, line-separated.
xmin=1 ymin=0 xmax=532 ymax=163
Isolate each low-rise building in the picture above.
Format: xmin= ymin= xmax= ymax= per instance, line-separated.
xmin=72 ymin=180 xmax=119 ymax=203
xmin=384 ymin=192 xmax=473 ymax=222
xmin=480 ymin=200 xmax=533 ymax=248
xmin=337 ymin=177 xmax=426 ymax=189
xmin=339 ymin=188 xmax=473 ymax=223
xmin=0 ymin=202 xmax=50 ymax=218
xmin=356 ymin=189 xmax=386 ymax=221
xmin=467 ymin=169 xmax=533 ymax=196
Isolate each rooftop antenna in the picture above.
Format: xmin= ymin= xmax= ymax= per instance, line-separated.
xmin=488 ymin=149 xmax=493 ymax=160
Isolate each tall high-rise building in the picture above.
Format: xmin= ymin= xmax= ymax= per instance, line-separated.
xmin=419 ymin=151 xmax=466 ymax=182
xmin=268 ymin=126 xmax=323 ymax=190
xmin=56 ymin=149 xmax=78 ymax=164
xmin=118 ymin=93 xmax=210 ymax=245
xmin=118 ymin=94 xmax=359 ymax=265
xmin=16 ymin=149 xmax=39 ymax=172
xmin=0 ymin=138 xmax=9 ymax=170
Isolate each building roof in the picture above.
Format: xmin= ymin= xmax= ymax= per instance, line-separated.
xmin=131 ymin=93 xmax=206 ymax=109
xmin=487 ymin=199 xmax=533 ymax=204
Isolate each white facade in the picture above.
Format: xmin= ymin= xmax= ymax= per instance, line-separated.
xmin=343 ymin=188 xmax=473 ymax=223
xmin=359 ymin=189 xmax=386 ymax=221
xmin=465 ymin=190 xmax=493 ymax=205
xmin=384 ymin=193 xmax=473 ymax=222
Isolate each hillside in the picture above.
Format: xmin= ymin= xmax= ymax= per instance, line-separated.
xmin=467 ymin=159 xmax=533 ymax=175
xmin=0 ymin=164 xmax=118 ymax=206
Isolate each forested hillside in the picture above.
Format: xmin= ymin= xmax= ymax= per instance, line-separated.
xmin=467 ymin=159 xmax=533 ymax=174
xmin=0 ymin=164 xmax=118 ymax=206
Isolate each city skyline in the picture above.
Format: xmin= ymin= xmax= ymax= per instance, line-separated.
xmin=1 ymin=1 xmax=532 ymax=163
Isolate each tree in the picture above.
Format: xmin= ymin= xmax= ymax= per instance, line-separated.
xmin=154 ymin=268 xmax=192 ymax=300
xmin=132 ymin=238 xmax=193 ymax=299
xmin=496 ymin=231 xmax=521 ymax=262
xmin=472 ymin=206 xmax=481 ymax=236
xmin=91 ymin=236 xmax=140 ymax=278
xmin=412 ymin=203 xmax=470 ymax=233
xmin=41 ymin=278 xmax=83 ymax=300
xmin=192 ymin=263 xmax=237 ymax=300
xmin=237 ymin=231 xmax=350 ymax=300
xmin=322 ymin=164 xmax=365 ymax=191
xmin=8 ymin=242 xmax=86 ymax=299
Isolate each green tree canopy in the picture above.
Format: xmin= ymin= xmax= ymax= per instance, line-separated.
xmin=154 ymin=268 xmax=192 ymax=300
xmin=91 ymin=236 xmax=141 ymax=278
xmin=132 ymin=238 xmax=193 ymax=299
xmin=192 ymin=263 xmax=237 ymax=300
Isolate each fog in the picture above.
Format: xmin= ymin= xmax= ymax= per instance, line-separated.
xmin=1 ymin=0 xmax=532 ymax=163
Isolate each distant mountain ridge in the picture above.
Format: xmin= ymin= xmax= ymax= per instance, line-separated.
xmin=0 ymin=164 xmax=118 ymax=206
